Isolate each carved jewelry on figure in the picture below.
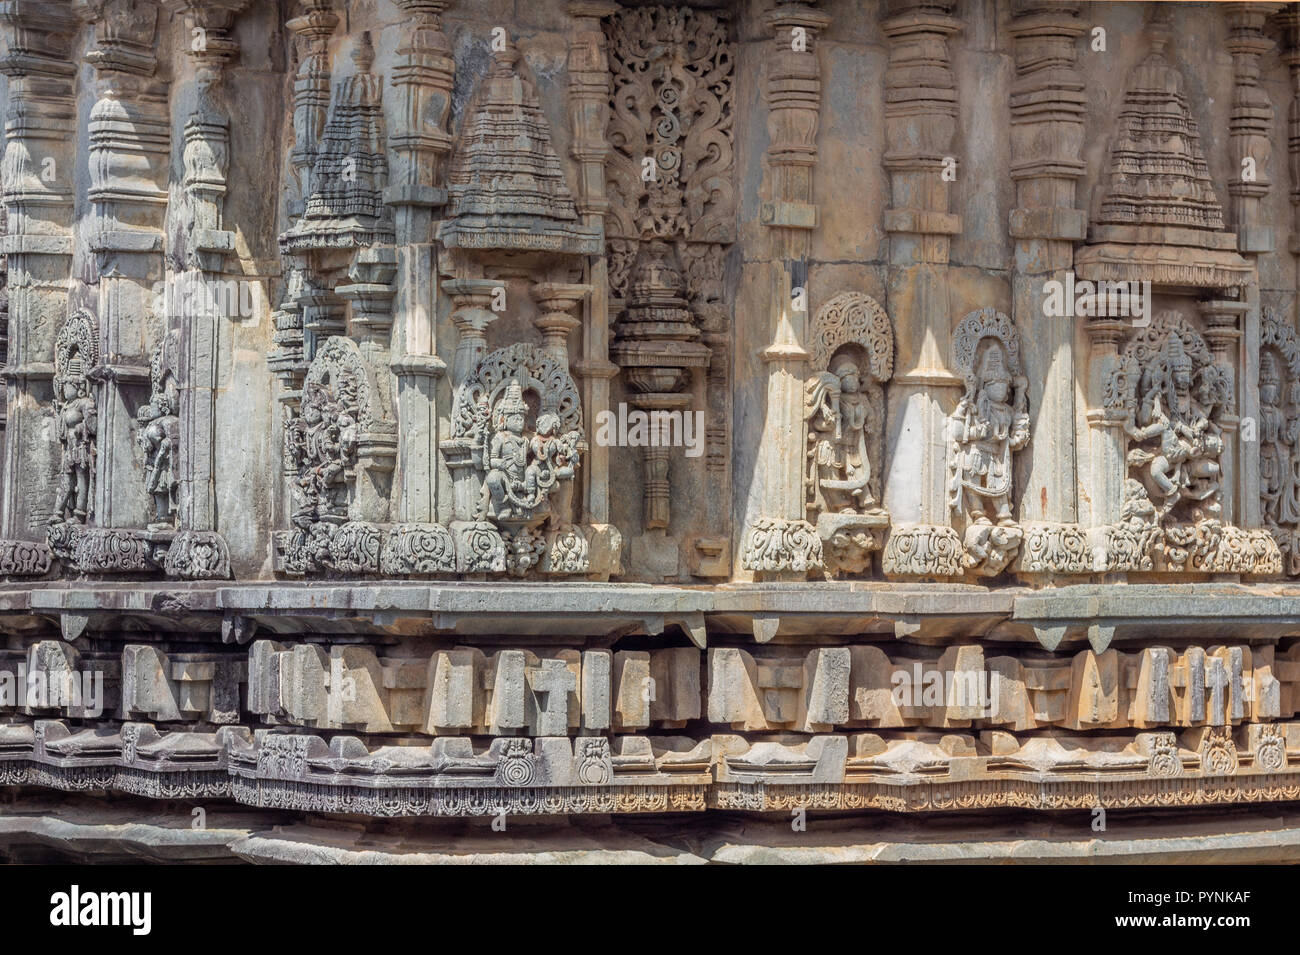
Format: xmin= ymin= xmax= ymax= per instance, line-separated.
xmin=51 ymin=309 xmax=99 ymax=526
xmin=947 ymin=308 xmax=1030 ymax=576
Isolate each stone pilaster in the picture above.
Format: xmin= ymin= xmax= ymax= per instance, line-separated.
xmin=286 ymin=0 xmax=337 ymax=218
xmin=567 ymin=1 xmax=618 ymax=527
xmin=162 ymin=0 xmax=248 ymax=578
xmin=1225 ymin=3 xmax=1281 ymax=254
xmin=879 ymin=0 xmax=964 ymax=575
xmin=1283 ymin=7 xmax=1300 ymax=257
xmin=1202 ymin=299 xmax=1251 ymax=526
xmin=1008 ymin=0 xmax=1087 ymax=530
xmin=740 ymin=0 xmax=830 ymax=577
xmin=1085 ymin=317 xmax=1127 ymax=533
xmin=386 ymin=0 xmax=452 ymax=526
xmin=0 ymin=0 xmax=78 ymax=568
xmin=83 ymin=0 xmax=169 ymax=533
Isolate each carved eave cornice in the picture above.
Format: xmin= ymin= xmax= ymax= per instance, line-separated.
xmin=1074 ymin=243 xmax=1254 ymax=290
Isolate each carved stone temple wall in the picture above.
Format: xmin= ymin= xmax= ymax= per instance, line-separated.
xmin=6 ymin=0 xmax=1300 ymax=863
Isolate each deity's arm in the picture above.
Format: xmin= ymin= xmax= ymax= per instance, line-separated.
xmin=1010 ymin=412 xmax=1031 ymax=450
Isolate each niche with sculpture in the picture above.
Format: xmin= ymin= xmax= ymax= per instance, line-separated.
xmin=446 ymin=344 xmax=586 ymax=577
xmin=136 ymin=332 xmax=180 ymax=531
xmin=803 ymin=292 xmax=893 ymax=575
xmin=946 ymin=308 xmax=1031 ymax=577
xmin=1104 ymin=309 xmax=1273 ymax=573
xmin=278 ymin=336 xmax=395 ymax=575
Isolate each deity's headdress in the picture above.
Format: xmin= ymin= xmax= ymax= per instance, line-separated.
xmin=977 ymin=344 xmax=1010 ymax=384
xmin=498 ymin=379 xmax=527 ymax=419
xmin=1166 ymin=334 xmax=1193 ymax=374
xmin=1261 ymin=350 xmax=1281 ymax=386
xmin=829 ymin=353 xmax=860 ymax=378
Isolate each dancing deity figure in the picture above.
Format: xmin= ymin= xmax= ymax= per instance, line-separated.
xmin=1126 ymin=334 xmax=1223 ymax=519
xmin=805 ymin=353 xmax=876 ymax=515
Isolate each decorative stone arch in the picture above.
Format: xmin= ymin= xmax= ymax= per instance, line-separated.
xmin=54 ymin=308 xmax=98 ymax=392
xmin=1120 ymin=309 xmax=1213 ymax=373
xmin=951 ymin=306 xmax=1023 ymax=390
xmin=1261 ymin=308 xmax=1300 ymax=382
xmin=808 ymin=291 xmax=894 ymax=380
xmin=944 ymin=307 xmax=1032 ymax=578
xmin=1107 ymin=310 xmax=1223 ymax=419
xmin=800 ymin=292 xmax=895 ymax=576
xmin=305 ymin=336 xmax=392 ymax=436
xmin=451 ymin=342 xmax=585 ymax=444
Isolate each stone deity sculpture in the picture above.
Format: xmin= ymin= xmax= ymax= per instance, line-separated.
xmin=805 ymin=353 xmax=876 ymax=515
xmin=137 ymin=367 xmax=179 ymax=529
xmin=53 ymin=353 xmax=98 ymax=524
xmin=947 ymin=345 xmax=1029 ymax=527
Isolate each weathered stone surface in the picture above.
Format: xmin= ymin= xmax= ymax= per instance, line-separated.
xmin=0 ymin=0 xmax=1299 ymax=865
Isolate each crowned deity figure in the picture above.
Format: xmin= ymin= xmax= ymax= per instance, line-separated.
xmin=479 ymin=379 xmax=533 ymax=521
xmin=947 ymin=344 xmax=1030 ymax=527
xmin=53 ymin=351 xmax=98 ymax=524
xmin=805 ymin=353 xmax=877 ymax=515
xmin=1259 ymin=350 xmax=1300 ymax=529
xmin=137 ymin=368 xmax=180 ymax=529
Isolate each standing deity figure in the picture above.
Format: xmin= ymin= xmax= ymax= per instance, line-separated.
xmin=1125 ymin=333 xmax=1223 ymax=520
xmin=479 ymin=379 xmax=532 ymax=521
xmin=805 ymin=353 xmax=876 ymax=515
xmin=947 ymin=345 xmax=1030 ymax=527
xmin=137 ymin=360 xmax=179 ymax=529
xmin=1259 ymin=350 xmax=1300 ymax=529
xmin=528 ymin=411 xmax=582 ymax=503
xmin=53 ymin=352 xmax=97 ymax=524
